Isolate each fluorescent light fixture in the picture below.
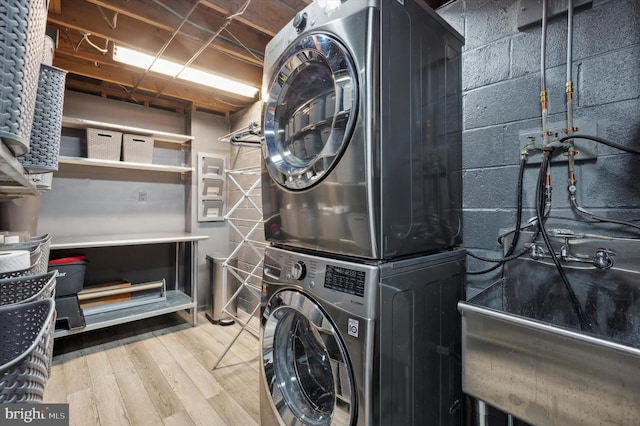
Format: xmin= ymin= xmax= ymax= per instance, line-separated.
xmin=113 ymin=45 xmax=258 ymax=98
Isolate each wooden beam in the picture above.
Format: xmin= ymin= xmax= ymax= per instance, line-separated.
xmin=48 ymin=0 xmax=62 ymax=14
xmin=82 ymin=0 xmax=269 ymax=64
xmin=199 ymin=0 xmax=298 ymax=37
xmin=54 ymin=54 xmax=254 ymax=114
xmin=64 ymin=77 xmax=194 ymax=114
xmin=47 ymin=0 xmax=263 ymax=86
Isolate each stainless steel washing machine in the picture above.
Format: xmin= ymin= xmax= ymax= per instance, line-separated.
xmin=262 ymin=0 xmax=464 ymax=260
xmin=260 ymin=245 xmax=466 ymax=425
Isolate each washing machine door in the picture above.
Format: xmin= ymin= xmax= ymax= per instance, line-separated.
xmin=262 ymin=289 xmax=356 ymax=425
xmin=263 ymin=33 xmax=358 ymax=190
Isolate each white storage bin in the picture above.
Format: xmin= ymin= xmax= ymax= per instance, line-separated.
xmin=122 ymin=134 xmax=154 ymax=164
xmin=86 ymin=128 xmax=122 ymax=161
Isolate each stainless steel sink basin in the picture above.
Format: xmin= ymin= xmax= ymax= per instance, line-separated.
xmin=459 ymin=233 xmax=640 ymax=425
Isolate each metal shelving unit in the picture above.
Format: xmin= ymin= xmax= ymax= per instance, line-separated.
xmin=52 ymin=232 xmax=207 ymax=338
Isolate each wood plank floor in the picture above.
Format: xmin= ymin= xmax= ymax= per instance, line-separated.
xmin=43 ymin=312 xmax=261 ymax=426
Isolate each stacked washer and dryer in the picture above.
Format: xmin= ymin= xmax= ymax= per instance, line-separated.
xmin=259 ymin=1 xmax=465 ymax=425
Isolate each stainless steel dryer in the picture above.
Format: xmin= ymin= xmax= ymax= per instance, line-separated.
xmin=262 ymin=0 xmax=464 ymax=260
xmin=260 ymin=245 xmax=466 ymax=425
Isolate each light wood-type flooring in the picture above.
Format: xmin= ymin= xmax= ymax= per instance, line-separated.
xmin=43 ymin=312 xmax=261 ymax=426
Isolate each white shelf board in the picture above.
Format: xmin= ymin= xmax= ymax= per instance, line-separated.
xmin=58 ymin=156 xmax=192 ymax=173
xmin=50 ymin=232 xmax=208 ymax=250
xmin=62 ymin=116 xmax=193 ymax=145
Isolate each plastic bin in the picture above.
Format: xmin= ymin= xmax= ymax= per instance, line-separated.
xmin=122 ymin=133 xmax=154 ymax=163
xmin=0 ymin=246 xmax=43 ymax=280
xmin=206 ymin=254 xmax=239 ymax=325
xmin=18 ymin=64 xmax=67 ymax=172
xmin=48 ymin=254 xmax=87 ymax=330
xmin=0 ymin=0 xmax=48 ymax=156
xmin=87 ymin=128 xmax=122 ymax=160
xmin=0 ymin=271 xmax=56 ymax=305
xmin=49 ymin=254 xmax=87 ymax=296
xmin=0 ymin=298 xmax=55 ymax=402
xmin=0 ymin=234 xmax=52 ymax=278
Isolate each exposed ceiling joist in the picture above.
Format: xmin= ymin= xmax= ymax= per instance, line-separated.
xmin=48 ymin=0 xmax=448 ymax=116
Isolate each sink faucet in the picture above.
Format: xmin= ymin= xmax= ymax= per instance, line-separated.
xmin=528 ymin=240 xmax=615 ymax=270
xmin=592 ymin=249 xmax=615 ymax=270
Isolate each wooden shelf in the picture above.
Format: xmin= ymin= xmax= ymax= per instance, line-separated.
xmin=58 ymin=156 xmax=192 ymax=173
xmin=62 ymin=116 xmax=193 ymax=145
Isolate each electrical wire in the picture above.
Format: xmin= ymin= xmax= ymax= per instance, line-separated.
xmin=97 ymin=5 xmax=118 ymax=30
xmin=559 ymin=134 xmax=640 ymax=155
xmin=128 ymin=0 xmax=202 ymax=101
xmin=80 ymin=33 xmax=108 ymax=54
xmin=536 ymin=151 xmax=591 ymax=331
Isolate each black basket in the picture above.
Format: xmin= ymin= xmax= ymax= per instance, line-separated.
xmin=0 ymin=271 xmax=56 ymax=305
xmin=19 ymin=64 xmax=68 ymax=172
xmin=0 ymin=298 xmax=55 ymax=402
xmin=0 ymin=0 xmax=49 ymax=156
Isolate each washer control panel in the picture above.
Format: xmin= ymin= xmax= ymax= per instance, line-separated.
xmin=324 ymin=265 xmax=365 ymax=297
xmin=264 ymin=246 xmax=378 ymax=318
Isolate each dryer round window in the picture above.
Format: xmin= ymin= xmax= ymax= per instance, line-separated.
xmin=263 ymin=33 xmax=358 ymax=190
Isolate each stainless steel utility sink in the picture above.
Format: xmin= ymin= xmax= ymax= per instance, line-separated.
xmin=459 ymin=234 xmax=640 ymax=425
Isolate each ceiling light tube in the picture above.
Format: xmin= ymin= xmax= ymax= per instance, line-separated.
xmin=113 ymin=45 xmax=258 ymax=98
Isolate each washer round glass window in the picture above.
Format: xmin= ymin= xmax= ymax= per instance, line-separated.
xmin=263 ymin=33 xmax=358 ymax=190
xmin=262 ymin=290 xmax=355 ymax=425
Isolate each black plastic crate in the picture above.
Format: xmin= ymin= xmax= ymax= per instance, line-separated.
xmin=48 ymin=255 xmax=86 ymax=297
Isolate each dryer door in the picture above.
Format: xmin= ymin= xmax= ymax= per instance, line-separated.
xmin=262 ymin=289 xmax=355 ymax=425
xmin=263 ymin=33 xmax=358 ymax=190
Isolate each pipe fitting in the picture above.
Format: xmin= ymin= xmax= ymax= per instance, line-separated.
xmin=565 ymin=81 xmax=574 ymax=99
xmin=593 ymin=249 xmax=615 ymax=270
xmin=540 ymin=90 xmax=548 ymax=110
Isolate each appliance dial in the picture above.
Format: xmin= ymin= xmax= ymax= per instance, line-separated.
xmin=293 ymin=12 xmax=307 ymax=33
xmin=291 ymin=261 xmax=306 ymax=280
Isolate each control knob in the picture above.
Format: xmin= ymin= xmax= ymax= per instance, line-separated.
xmin=291 ymin=261 xmax=306 ymax=280
xmin=293 ymin=12 xmax=307 ymax=33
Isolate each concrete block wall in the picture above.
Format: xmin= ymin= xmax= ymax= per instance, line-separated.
xmin=438 ymin=0 xmax=640 ymax=294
